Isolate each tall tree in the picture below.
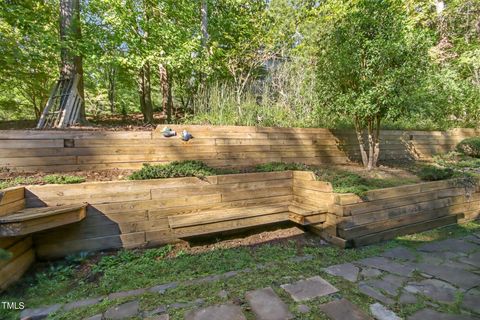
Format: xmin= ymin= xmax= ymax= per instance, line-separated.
xmin=315 ymin=0 xmax=431 ymax=169
xmin=159 ymin=65 xmax=173 ymax=123
xmin=60 ymin=0 xmax=86 ymax=122
xmin=201 ymin=0 xmax=209 ymax=48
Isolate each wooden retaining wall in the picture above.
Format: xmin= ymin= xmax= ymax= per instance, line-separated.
xmin=332 ymin=178 xmax=480 ymax=247
xmin=0 ymin=187 xmax=35 ymax=291
xmin=1 ymin=126 xmax=478 ymax=172
xmin=0 ymin=126 xmax=348 ymax=172
xmin=333 ymin=128 xmax=480 ymax=161
xmin=27 ymin=171 xmax=297 ymax=259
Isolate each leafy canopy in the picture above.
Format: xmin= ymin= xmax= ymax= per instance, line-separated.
xmin=315 ymin=0 xmax=433 ymax=124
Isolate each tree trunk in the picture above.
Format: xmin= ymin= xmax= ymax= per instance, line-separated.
xmin=159 ymin=64 xmax=174 ymax=123
xmin=201 ymin=0 xmax=209 ymax=49
xmin=138 ymin=68 xmax=146 ymax=117
xmin=372 ymin=115 xmax=381 ymax=167
xmin=107 ymin=66 xmax=116 ymax=113
xmin=354 ymin=117 xmax=368 ymax=168
xmin=367 ymin=119 xmax=374 ymax=170
xmin=355 ymin=116 xmax=381 ymax=170
xmin=167 ymin=73 xmax=174 ymax=123
xmin=142 ymin=63 xmax=154 ymax=124
xmin=59 ymin=0 xmax=85 ymax=123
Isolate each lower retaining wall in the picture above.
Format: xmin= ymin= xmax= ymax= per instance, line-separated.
xmin=331 ymin=178 xmax=480 ymax=247
xmin=0 ymin=187 xmax=35 ymax=291
xmin=0 ymin=172 xmax=479 ymax=290
xmin=0 ymin=236 xmax=34 ymax=291
xmin=27 ymin=171 xmax=300 ymax=259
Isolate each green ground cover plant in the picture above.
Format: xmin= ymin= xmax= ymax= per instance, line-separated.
xmin=0 ymin=175 xmax=85 ymax=190
xmin=312 ymin=167 xmax=418 ymax=196
xmin=128 ymin=161 xmax=419 ymax=196
xmin=254 ymin=162 xmax=310 ymax=172
xmin=128 ymin=161 xmax=238 ymax=180
xmin=433 ymin=152 xmax=480 ymax=170
xmin=456 ymin=137 xmax=480 ymax=158
xmin=2 ymin=159 xmax=474 ymax=196
xmin=42 ymin=175 xmax=86 ymax=184
xmin=416 ymin=165 xmax=456 ymax=181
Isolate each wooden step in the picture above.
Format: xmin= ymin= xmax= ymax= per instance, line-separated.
xmin=168 ymin=203 xmax=291 ymax=237
xmin=350 ymin=214 xmax=462 ymax=247
xmin=0 ymin=204 xmax=87 ymax=236
xmin=288 ymin=204 xmax=327 ymax=225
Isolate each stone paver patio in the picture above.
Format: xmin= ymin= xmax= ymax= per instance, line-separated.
xmin=19 ymin=233 xmax=480 ymax=320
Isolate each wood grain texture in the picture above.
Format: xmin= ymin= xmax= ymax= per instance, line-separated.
xmin=0 ymin=126 xmax=351 ymax=172
xmin=0 ymin=236 xmax=35 ymax=291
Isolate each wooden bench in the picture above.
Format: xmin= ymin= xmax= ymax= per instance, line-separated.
xmin=0 ymin=204 xmax=87 ymax=237
xmin=168 ymin=202 xmax=328 ymax=238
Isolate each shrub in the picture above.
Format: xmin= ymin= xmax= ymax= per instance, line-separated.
xmin=417 ymin=165 xmax=455 ymax=181
xmin=254 ymin=162 xmax=309 ymax=172
xmin=456 ymin=137 xmax=480 ymax=158
xmin=128 ymin=161 xmax=220 ymax=180
xmin=43 ymin=175 xmax=85 ymax=184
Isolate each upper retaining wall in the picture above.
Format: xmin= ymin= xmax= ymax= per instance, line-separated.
xmin=1 ymin=126 xmax=478 ymax=172
xmin=334 ymin=128 xmax=480 ymax=162
xmin=0 ymin=126 xmax=347 ymax=172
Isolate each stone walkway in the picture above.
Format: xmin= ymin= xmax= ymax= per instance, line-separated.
xmin=324 ymin=234 xmax=480 ymax=319
xmin=20 ymin=233 xmax=480 ymax=320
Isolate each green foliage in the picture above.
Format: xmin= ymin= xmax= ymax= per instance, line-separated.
xmin=43 ymin=175 xmax=86 ymax=184
xmin=0 ymin=177 xmax=37 ymax=190
xmin=128 ymin=161 xmax=224 ymax=180
xmin=1 ymin=0 xmax=479 ymax=129
xmin=312 ymin=167 xmax=416 ymax=196
xmin=417 ymin=165 xmax=455 ymax=181
xmin=0 ymin=175 xmax=86 ymax=190
xmin=315 ymin=0 xmax=432 ymax=124
xmin=433 ymin=151 xmax=480 ymax=169
xmin=254 ymin=162 xmax=309 ymax=172
xmin=456 ymin=137 xmax=480 ymax=158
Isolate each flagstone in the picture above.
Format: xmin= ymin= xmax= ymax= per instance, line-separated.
xmin=184 ymin=304 xmax=246 ymax=320
xmin=281 ymin=276 xmax=339 ymax=302
xmin=324 ymin=263 xmax=359 ymax=282
xmin=319 ymin=298 xmax=372 ymax=320
xmin=245 ymin=287 xmax=293 ymax=320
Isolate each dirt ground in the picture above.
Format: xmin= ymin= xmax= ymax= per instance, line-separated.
xmin=175 ymin=225 xmax=324 ymax=256
xmin=0 ymin=167 xmax=135 ymax=183
xmin=0 ymin=112 xmax=176 ymax=130
xmin=330 ymin=163 xmax=420 ymax=181
xmin=0 ymin=163 xmax=420 ymax=186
